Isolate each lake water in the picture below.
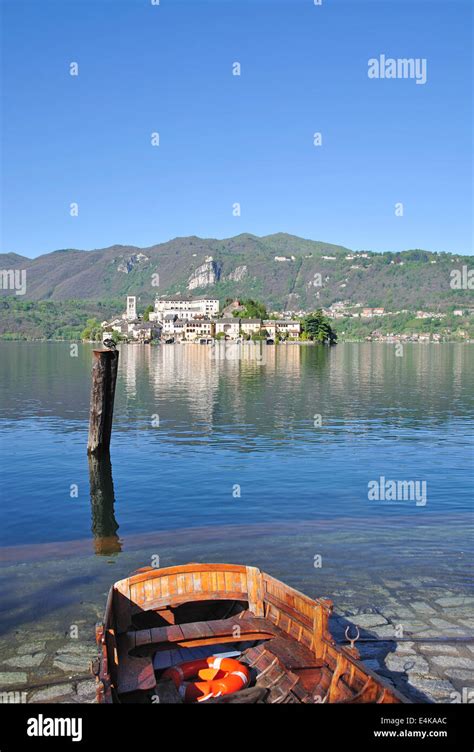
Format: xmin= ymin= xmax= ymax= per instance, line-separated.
xmin=0 ymin=342 xmax=473 ymax=699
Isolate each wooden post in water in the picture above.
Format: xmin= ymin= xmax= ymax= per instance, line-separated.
xmin=87 ymin=349 xmax=119 ymax=456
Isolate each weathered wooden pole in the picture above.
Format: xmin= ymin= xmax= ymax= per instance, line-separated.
xmin=87 ymin=349 xmax=119 ymax=456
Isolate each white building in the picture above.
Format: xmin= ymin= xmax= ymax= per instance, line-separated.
xmin=171 ymin=320 xmax=186 ymax=341
xmin=215 ymin=318 xmax=241 ymax=340
xmin=161 ymin=316 xmax=215 ymax=341
xmin=184 ymin=319 xmax=214 ymax=341
xmin=241 ymin=319 xmax=262 ymax=336
xmin=150 ymin=297 xmax=219 ymax=322
xmin=124 ymin=296 xmax=137 ymax=321
xmin=263 ymin=320 xmax=301 ymax=339
xmin=128 ymin=322 xmax=159 ymax=342
xmin=362 ymin=307 xmax=385 ymax=318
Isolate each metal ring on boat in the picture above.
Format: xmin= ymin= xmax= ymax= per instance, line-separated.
xmin=162 ymin=656 xmax=250 ymax=703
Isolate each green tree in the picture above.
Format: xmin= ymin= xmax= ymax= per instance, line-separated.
xmin=81 ymin=318 xmax=102 ymax=341
xmin=302 ymin=311 xmax=337 ymax=344
xmin=233 ymin=299 xmax=268 ymax=319
xmin=143 ymin=304 xmax=154 ymax=322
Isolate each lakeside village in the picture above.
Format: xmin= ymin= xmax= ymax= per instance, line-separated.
xmin=98 ymin=296 xmax=306 ymax=345
xmin=94 ymin=295 xmax=474 ymax=346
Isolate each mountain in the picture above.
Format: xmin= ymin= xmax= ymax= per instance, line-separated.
xmin=0 ymin=233 xmax=471 ymax=311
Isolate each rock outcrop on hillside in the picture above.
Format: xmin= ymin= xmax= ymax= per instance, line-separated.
xmin=0 ymin=233 xmax=469 ymax=311
xmin=187 ymin=259 xmax=222 ymax=290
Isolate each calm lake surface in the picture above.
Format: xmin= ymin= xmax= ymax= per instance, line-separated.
xmin=0 ymin=342 xmax=473 ymax=643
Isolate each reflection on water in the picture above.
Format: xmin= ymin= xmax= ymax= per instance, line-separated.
xmin=1 ymin=340 xmax=472 ymax=429
xmin=88 ymin=454 xmax=121 ymax=556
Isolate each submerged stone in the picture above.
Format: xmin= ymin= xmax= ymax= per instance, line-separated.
xmin=406 ymin=676 xmax=456 ymax=701
xmin=436 ymin=596 xmax=474 ymax=608
xmin=3 ymin=653 xmax=46 ymax=669
xmin=349 ymin=614 xmax=388 ymax=628
xmin=385 ymin=654 xmax=429 ymax=674
xmin=28 ymin=683 xmax=75 ymax=702
xmin=418 ymin=644 xmax=460 ymax=656
xmin=430 ymin=656 xmax=474 ymax=670
xmin=410 ymin=601 xmax=437 ymax=615
xmin=444 ymin=669 xmax=474 ymax=682
xmin=0 ymin=672 xmax=28 ymax=686
xmin=75 ymin=680 xmax=97 ymax=703
xmin=370 ymin=625 xmax=399 ymax=638
xmin=53 ymin=643 xmax=95 ymax=673
xmin=17 ymin=642 xmax=46 ymax=656
xmin=392 ymin=641 xmax=416 ymax=655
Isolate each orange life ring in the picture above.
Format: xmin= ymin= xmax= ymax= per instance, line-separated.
xmin=162 ymin=656 xmax=250 ymax=703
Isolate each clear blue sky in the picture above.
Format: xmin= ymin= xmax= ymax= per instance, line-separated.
xmin=1 ymin=0 xmax=472 ymax=258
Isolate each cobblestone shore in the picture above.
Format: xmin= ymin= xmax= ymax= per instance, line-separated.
xmin=330 ymin=586 xmax=474 ymax=703
xmin=0 ymin=586 xmax=472 ymax=704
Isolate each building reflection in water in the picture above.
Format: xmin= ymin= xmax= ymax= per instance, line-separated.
xmin=121 ymin=344 xmax=139 ymax=399
xmin=146 ymin=342 xmax=313 ymax=441
xmin=88 ymin=454 xmax=121 ymax=555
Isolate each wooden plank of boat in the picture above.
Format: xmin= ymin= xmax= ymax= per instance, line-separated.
xmin=116 ymin=651 xmax=156 ymax=695
xmin=265 ymin=635 xmax=325 ymax=671
xmin=244 ymin=644 xmax=302 ymax=703
xmin=120 ymin=614 xmax=281 ymax=656
xmin=152 ymin=625 xmax=185 ymax=643
xmin=245 ymin=565 xmax=265 ymax=616
xmin=207 ymin=687 xmax=268 ymax=704
xmin=245 ymin=635 xmax=327 ymax=703
xmin=180 ymin=621 xmax=214 ymax=641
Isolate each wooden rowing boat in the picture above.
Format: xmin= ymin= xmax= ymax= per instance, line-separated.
xmin=92 ymin=562 xmax=409 ymax=704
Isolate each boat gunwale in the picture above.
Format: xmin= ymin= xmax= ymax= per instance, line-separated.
xmin=113 ymin=563 xmax=334 ymax=614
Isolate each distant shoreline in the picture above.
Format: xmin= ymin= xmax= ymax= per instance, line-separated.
xmin=0 ymin=338 xmax=472 ymax=345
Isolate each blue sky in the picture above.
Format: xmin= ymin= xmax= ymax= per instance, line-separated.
xmin=1 ymin=0 xmax=472 ymax=258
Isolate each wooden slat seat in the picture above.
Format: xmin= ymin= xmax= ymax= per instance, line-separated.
xmin=120 ymin=614 xmax=280 ymax=656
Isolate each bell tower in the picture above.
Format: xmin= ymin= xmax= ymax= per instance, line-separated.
xmin=126 ymin=296 xmax=137 ymax=320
